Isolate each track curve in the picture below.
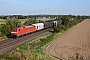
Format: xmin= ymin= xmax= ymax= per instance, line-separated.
xmin=44 ymin=19 xmax=90 ymax=60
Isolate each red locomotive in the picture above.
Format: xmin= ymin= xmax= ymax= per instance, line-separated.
xmin=11 ymin=25 xmax=36 ymax=37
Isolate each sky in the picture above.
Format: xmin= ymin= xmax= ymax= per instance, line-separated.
xmin=0 ymin=0 xmax=90 ymax=15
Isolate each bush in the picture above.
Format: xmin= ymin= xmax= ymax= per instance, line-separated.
xmin=53 ymin=24 xmax=64 ymax=33
xmin=0 ymin=24 xmax=11 ymax=35
xmin=0 ymin=32 xmax=5 ymax=37
xmin=24 ymin=19 xmax=38 ymax=25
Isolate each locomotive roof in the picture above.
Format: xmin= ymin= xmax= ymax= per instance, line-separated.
xmin=13 ymin=25 xmax=34 ymax=29
xmin=21 ymin=25 xmax=34 ymax=28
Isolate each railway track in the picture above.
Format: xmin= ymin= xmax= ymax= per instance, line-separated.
xmin=44 ymin=19 xmax=90 ymax=60
xmin=0 ymin=28 xmax=53 ymax=54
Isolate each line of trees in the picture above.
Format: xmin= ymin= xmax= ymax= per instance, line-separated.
xmin=0 ymin=15 xmax=88 ymax=19
xmin=53 ymin=15 xmax=87 ymax=32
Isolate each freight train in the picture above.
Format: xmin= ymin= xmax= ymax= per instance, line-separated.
xmin=11 ymin=20 xmax=62 ymax=38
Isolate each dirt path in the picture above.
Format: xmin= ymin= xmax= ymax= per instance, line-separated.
xmin=44 ymin=19 xmax=90 ymax=60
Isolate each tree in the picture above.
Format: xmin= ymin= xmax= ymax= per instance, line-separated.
xmin=6 ymin=19 xmax=21 ymax=29
xmin=53 ymin=24 xmax=64 ymax=32
xmin=0 ymin=24 xmax=11 ymax=35
xmin=61 ymin=16 xmax=70 ymax=25
xmin=24 ymin=19 xmax=38 ymax=25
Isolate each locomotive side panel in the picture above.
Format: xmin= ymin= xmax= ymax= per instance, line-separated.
xmin=17 ymin=25 xmax=36 ymax=36
xmin=11 ymin=25 xmax=36 ymax=37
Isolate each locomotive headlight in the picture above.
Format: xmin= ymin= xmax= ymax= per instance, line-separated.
xmin=11 ymin=32 xmax=17 ymax=33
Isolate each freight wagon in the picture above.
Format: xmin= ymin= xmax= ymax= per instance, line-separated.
xmin=44 ymin=22 xmax=54 ymax=29
xmin=32 ymin=23 xmax=44 ymax=31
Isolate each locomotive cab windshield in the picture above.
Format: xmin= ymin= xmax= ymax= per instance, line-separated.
xmin=12 ymin=29 xmax=17 ymax=32
xmin=11 ymin=28 xmax=18 ymax=34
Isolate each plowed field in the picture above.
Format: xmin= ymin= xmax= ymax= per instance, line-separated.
xmin=44 ymin=19 xmax=90 ymax=60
